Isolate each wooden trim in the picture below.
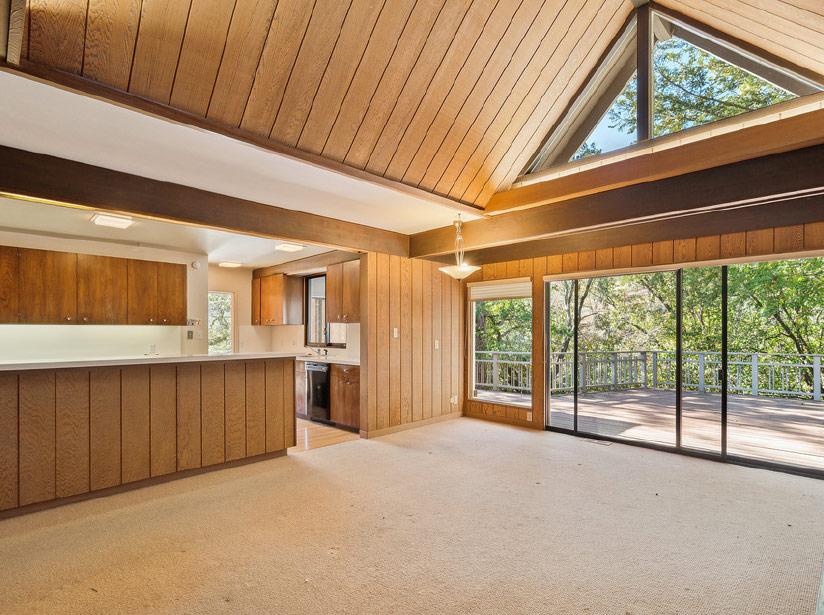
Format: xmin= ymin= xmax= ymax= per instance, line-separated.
xmin=0 ymin=61 xmax=482 ymax=215
xmin=4 ymin=0 xmax=24 ymax=65
xmin=0 ymin=144 xmax=410 ymax=257
xmin=359 ymin=410 xmax=461 ymax=439
xmin=252 ymin=251 xmax=360 ymax=278
xmin=636 ymin=3 xmax=652 ymax=142
xmin=412 ymin=144 xmax=824 ymax=257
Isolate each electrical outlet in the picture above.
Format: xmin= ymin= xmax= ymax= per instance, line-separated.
xmin=186 ymin=330 xmax=194 ymax=340
xmin=527 ymin=411 xmax=533 ymax=422
xmin=450 ymin=395 xmax=457 ymax=405
xmin=393 ymin=327 xmax=399 ymax=338
xmin=434 ymin=339 xmax=440 ymax=350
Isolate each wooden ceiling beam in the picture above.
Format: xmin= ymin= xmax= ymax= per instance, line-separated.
xmin=0 ymin=144 xmax=410 ymax=257
xmin=488 ymin=103 xmax=824 ymax=215
xmin=252 ymin=251 xmax=360 ymax=278
xmin=0 ymin=61 xmax=482 ymax=216
xmin=410 ymin=144 xmax=824 ymax=258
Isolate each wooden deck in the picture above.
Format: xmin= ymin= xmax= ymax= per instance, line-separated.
xmin=466 ymin=388 xmax=824 ymax=470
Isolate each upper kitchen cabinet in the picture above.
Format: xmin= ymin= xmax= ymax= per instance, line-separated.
xmin=127 ymin=259 xmax=158 ymax=324
xmin=258 ymin=273 xmax=303 ymax=326
xmin=0 ymin=246 xmax=18 ymax=322
xmin=326 ymin=259 xmax=360 ymax=323
xmin=18 ymin=248 xmax=77 ymax=323
xmin=157 ymin=262 xmax=188 ymax=325
xmin=77 ymin=254 xmax=128 ymax=324
xmin=251 ymin=277 xmax=261 ymax=325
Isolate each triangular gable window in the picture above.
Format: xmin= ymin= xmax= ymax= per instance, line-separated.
xmin=526 ymin=6 xmax=822 ymax=173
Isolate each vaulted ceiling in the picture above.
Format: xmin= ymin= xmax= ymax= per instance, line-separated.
xmin=13 ymin=0 xmax=824 ymax=209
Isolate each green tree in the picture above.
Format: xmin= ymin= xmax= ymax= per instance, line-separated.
xmin=208 ymin=292 xmax=233 ymax=354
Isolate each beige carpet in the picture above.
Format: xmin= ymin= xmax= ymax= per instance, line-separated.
xmin=1 ymin=418 xmax=823 ymax=615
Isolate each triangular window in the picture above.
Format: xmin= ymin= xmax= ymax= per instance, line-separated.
xmin=525 ymin=6 xmax=822 ymax=175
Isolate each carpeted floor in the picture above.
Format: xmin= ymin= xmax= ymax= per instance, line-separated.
xmin=1 ymin=417 xmax=822 ymax=614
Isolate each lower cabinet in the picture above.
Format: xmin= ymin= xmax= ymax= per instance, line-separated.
xmin=330 ymin=364 xmax=360 ymax=430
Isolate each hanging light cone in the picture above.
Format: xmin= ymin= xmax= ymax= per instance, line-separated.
xmin=439 ymin=215 xmax=480 ymax=280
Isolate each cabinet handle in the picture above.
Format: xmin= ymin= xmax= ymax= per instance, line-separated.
xmin=65 ymin=315 xmax=72 ymax=322
xmin=149 ymin=318 xmax=154 ymax=323
xmin=82 ymin=316 xmax=88 ymax=322
xmin=162 ymin=318 xmax=168 ymax=324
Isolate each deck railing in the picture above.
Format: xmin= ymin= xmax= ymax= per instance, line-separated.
xmin=476 ymin=350 xmax=823 ymax=400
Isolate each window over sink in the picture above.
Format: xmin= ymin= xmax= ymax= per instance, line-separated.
xmin=305 ymin=274 xmax=346 ymax=348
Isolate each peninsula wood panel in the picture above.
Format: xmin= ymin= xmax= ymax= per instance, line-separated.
xmin=360 ymin=253 xmax=462 ymax=437
xmin=0 ymin=358 xmax=296 ymax=514
xmin=468 ymin=221 xmax=824 ymax=430
xmin=18 ymin=0 xmax=639 ymax=206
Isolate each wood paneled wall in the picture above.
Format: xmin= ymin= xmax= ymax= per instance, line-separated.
xmin=464 ymin=221 xmax=824 ymax=429
xmin=0 ymin=358 xmax=295 ymax=512
xmin=359 ymin=253 xmax=463 ymax=438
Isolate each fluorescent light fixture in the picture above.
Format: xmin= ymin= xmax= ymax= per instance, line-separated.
xmin=218 ymin=262 xmax=243 ymax=268
xmin=90 ymin=212 xmax=133 ymax=229
xmin=275 ymin=242 xmax=304 ymax=253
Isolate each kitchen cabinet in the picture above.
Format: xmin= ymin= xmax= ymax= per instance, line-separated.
xmin=330 ymin=364 xmax=360 ymax=429
xmin=157 ymin=262 xmax=187 ymax=325
xmin=127 ymin=259 xmax=158 ymax=324
xmin=18 ymin=248 xmax=77 ymax=323
xmin=251 ymin=277 xmax=261 ymax=325
xmin=0 ymin=246 xmax=18 ymax=322
xmin=326 ymin=259 xmax=360 ymax=323
xmin=257 ymin=273 xmax=303 ymax=326
xmin=77 ymin=254 xmax=128 ymax=324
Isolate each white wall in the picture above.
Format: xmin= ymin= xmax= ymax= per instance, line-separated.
xmin=207 ymin=265 xmax=271 ymax=353
xmin=0 ymin=229 xmax=208 ymax=360
xmin=270 ymin=322 xmax=361 ymax=360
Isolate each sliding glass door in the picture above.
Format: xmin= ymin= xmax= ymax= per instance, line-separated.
xmin=546 ymin=256 xmax=823 ymax=476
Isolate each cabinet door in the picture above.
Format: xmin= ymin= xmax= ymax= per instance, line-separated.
xmin=127 ymin=259 xmax=158 ymax=324
xmin=19 ymin=248 xmax=77 ymax=323
xmin=330 ymin=364 xmax=360 ymax=428
xmin=77 ymin=254 xmax=128 ymax=324
xmin=260 ymin=274 xmax=284 ymax=326
xmin=326 ymin=263 xmax=343 ymax=323
xmin=284 ymin=275 xmax=304 ymax=325
xmin=251 ymin=277 xmax=261 ymax=325
xmin=157 ymin=262 xmax=187 ymax=325
xmin=341 ymin=260 xmax=360 ymax=323
xmin=0 ymin=246 xmax=18 ymax=323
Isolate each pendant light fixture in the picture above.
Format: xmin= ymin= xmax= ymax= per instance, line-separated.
xmin=438 ymin=215 xmax=480 ymax=280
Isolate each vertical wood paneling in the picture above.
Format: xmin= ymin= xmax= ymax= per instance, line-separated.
xmin=28 ymin=0 xmax=87 ymax=73
xmin=595 ymin=248 xmax=613 ymax=270
xmin=150 ymin=364 xmax=177 ymax=477
xmin=774 ymin=225 xmax=804 ymax=253
xmin=366 ymin=253 xmax=378 ymax=432
xmin=652 ymin=241 xmax=674 ymax=265
xmin=376 ymin=253 xmax=390 ymax=429
xmin=746 ymin=228 xmax=774 ymax=256
xmin=562 ymin=252 xmax=579 ymax=273
xmin=411 ymin=259 xmax=423 ymax=422
xmin=613 ymin=245 xmax=632 ymax=269
xmin=19 ymin=371 xmax=55 ymax=506
xmin=56 ymin=369 xmax=90 ymax=498
xmin=431 ymin=262 xmax=442 ymax=416
xmin=578 ymin=250 xmax=596 ymax=271
xmin=451 ymin=277 xmax=461 ymax=413
xmin=0 ymin=373 xmax=18 ymax=510
xmin=421 ymin=257 xmax=433 ymax=419
xmin=224 ymin=361 xmax=246 ymax=461
xmin=265 ymin=359 xmax=285 ymax=453
xmin=532 ymin=255 xmax=546 ymax=427
xmin=440 ymin=270 xmax=452 ymax=414
xmin=674 ymin=238 xmax=697 ymax=263
xmin=805 ymin=222 xmax=824 ymax=249
xmin=245 ymin=361 xmax=266 ymax=456
xmin=389 ymin=255 xmax=401 ymax=426
xmin=121 ymin=365 xmax=150 ymax=483
xmin=283 ymin=360 xmax=295 ymax=448
xmin=547 ymin=254 xmax=562 ymax=274
xmin=696 ymin=235 xmax=721 ymax=261
xmin=83 ymin=0 xmax=142 ymax=89
xmin=400 ymin=257 xmax=412 ymax=424
xmin=721 ymin=232 xmax=746 ymax=258
xmin=90 ymin=367 xmax=121 ymax=491
xmin=631 ymin=243 xmax=653 ymax=267
xmin=201 ymin=362 xmax=225 ymax=466
xmin=176 ymin=363 xmax=201 ymax=471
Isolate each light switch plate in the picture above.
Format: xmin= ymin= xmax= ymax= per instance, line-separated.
xmin=434 ymin=339 xmax=440 ymax=350
xmin=393 ymin=327 xmax=399 ymax=338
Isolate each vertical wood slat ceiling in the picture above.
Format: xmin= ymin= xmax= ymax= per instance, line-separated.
xmin=21 ymin=0 xmax=822 ymax=208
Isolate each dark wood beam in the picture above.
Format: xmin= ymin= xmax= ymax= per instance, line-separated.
xmin=0 ymin=145 xmax=409 ymax=256
xmin=411 ymin=144 xmax=824 ymax=257
xmin=252 ymin=250 xmax=360 ymax=278
xmin=0 ymin=61 xmax=482 ymax=216
xmin=488 ymin=104 xmax=824 ymax=214
xmin=428 ymin=194 xmax=824 ymax=265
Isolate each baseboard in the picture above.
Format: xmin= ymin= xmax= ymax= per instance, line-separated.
xmin=0 ymin=449 xmax=287 ymax=520
xmin=360 ymin=411 xmax=462 ymax=438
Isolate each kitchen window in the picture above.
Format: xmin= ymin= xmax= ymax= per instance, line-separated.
xmin=305 ymin=275 xmax=346 ymax=348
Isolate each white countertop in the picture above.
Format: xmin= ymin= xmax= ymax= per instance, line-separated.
xmin=0 ymin=351 xmax=303 ymax=372
xmin=295 ymin=355 xmax=360 ymax=367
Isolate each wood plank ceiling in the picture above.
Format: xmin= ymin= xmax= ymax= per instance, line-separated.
xmin=16 ymin=0 xmax=823 ymax=209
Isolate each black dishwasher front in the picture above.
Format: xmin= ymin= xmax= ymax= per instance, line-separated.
xmin=306 ymin=362 xmax=331 ymax=423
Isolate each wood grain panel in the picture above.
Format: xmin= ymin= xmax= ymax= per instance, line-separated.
xmin=365 ymin=252 xmax=377 ymax=432
xmin=578 ymin=250 xmax=596 ymax=271
xmin=805 ymin=222 xmax=824 ymax=249
xmin=440 ymin=270 xmax=452 ymax=414
xmin=746 ymin=228 xmax=774 ymax=256
xmin=28 ymin=0 xmax=87 ymax=73
xmin=652 ymin=241 xmax=674 ymax=265
xmin=595 ymin=248 xmax=613 ymax=270
xmin=631 ymin=243 xmax=653 ymax=267
xmin=400 ymin=257 xmax=412 ymax=424
xmin=55 ymin=369 xmax=90 ymax=498
xmin=90 ymin=367 xmax=121 ymax=491
xmin=224 ymin=360 xmax=246 ymax=461
xmin=389 ymin=255 xmax=401 ymax=426
xmin=121 ymin=365 xmax=150 ymax=483
xmin=209 ymin=0 xmax=279 ymax=126
xmin=245 ymin=361 xmax=266 ymax=456
xmin=421 ymin=257 xmax=432 ymax=419
xmin=411 ymin=258 xmax=423 ymax=422
xmin=77 ymin=254 xmax=128 ymax=324
xmin=674 ymin=238 xmax=697 ymax=263
xmin=721 ymin=232 xmax=746 ymax=258
xmin=127 ymin=259 xmax=158 ymax=325
xmin=129 ymin=0 xmax=192 ymax=102
xmin=83 ymin=0 xmax=142 ymax=89
xmin=0 ymin=373 xmax=19 ymax=510
xmin=431 ymin=262 xmax=442 ymax=416
xmin=200 ymin=361 xmax=225 ymax=466
xmin=376 ymin=252 xmax=390 ymax=429
xmin=19 ymin=371 xmax=55 ymax=506
xmin=156 ymin=262 xmax=187 ymax=325
xmin=0 ymin=246 xmax=18 ymax=323
xmin=18 ymin=248 xmax=77 ymax=324
xmin=562 ymin=252 xmax=579 ymax=273
xmin=283 ymin=359 xmax=295 ymax=448
xmin=548 ymin=254 xmax=563 ymax=274
xmin=696 ymin=235 xmax=721 ymax=261
xmin=169 ymin=0 xmax=236 ymax=116
xmin=774 ymin=225 xmax=804 ymax=253
xmin=264 ymin=359 xmax=285 ymax=452
xmin=150 ymin=364 xmax=177 ymax=476
xmin=176 ymin=363 xmax=201 ymax=470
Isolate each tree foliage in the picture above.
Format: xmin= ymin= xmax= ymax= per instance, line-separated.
xmin=208 ymin=292 xmax=233 ymax=354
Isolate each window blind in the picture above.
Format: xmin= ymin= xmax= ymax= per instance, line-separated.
xmin=467 ymin=278 xmax=532 ymax=301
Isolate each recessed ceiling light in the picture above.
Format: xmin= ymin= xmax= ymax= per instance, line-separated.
xmin=275 ymin=243 xmax=304 ymax=253
xmin=218 ymin=262 xmax=243 ymax=268
xmin=91 ymin=213 xmax=133 ymax=229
